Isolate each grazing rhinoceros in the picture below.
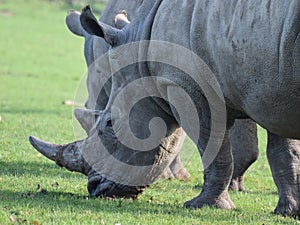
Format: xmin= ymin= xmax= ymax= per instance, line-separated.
xmin=30 ymin=0 xmax=259 ymax=196
xmin=72 ymin=0 xmax=300 ymax=217
xmin=70 ymin=0 xmax=259 ymax=191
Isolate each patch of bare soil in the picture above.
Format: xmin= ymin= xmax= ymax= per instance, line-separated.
xmin=0 ymin=9 xmax=13 ymax=17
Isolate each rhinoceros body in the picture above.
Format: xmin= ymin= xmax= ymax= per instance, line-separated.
xmin=77 ymin=0 xmax=300 ymax=216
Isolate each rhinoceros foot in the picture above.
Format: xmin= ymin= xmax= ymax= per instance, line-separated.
xmin=274 ymin=195 xmax=300 ymax=218
xmin=173 ymin=167 xmax=190 ymax=181
xmin=88 ymin=172 xmax=148 ymax=199
xmin=183 ymin=191 xmax=235 ymax=210
xmin=161 ymin=167 xmax=190 ymax=181
xmin=229 ymin=176 xmax=245 ymax=192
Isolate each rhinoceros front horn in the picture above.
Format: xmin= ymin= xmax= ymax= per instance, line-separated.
xmin=29 ymin=136 xmax=91 ymax=175
xmin=29 ymin=136 xmax=58 ymax=161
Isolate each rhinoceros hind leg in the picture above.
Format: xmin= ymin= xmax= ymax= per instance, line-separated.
xmin=161 ymin=155 xmax=190 ymax=181
xmin=161 ymin=167 xmax=175 ymax=180
xmin=267 ymin=132 xmax=300 ymax=217
xmin=173 ymin=167 xmax=190 ymax=181
xmin=168 ymin=154 xmax=190 ymax=181
xmin=229 ymin=176 xmax=245 ymax=192
xmin=229 ymin=119 xmax=258 ymax=191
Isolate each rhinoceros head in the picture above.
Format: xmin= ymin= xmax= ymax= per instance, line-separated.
xmin=29 ymin=108 xmax=149 ymax=198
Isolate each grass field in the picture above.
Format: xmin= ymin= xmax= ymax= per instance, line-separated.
xmin=0 ymin=0 xmax=299 ymax=224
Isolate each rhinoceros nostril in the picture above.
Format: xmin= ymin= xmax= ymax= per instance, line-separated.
xmin=106 ymin=119 xmax=112 ymax=127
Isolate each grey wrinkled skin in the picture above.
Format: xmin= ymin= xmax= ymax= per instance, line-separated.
xmin=267 ymin=133 xmax=300 ymax=217
xmin=79 ymin=0 xmax=300 ymax=217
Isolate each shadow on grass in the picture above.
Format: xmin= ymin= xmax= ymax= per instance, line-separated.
xmin=1 ymin=189 xmax=296 ymax=224
xmin=0 ymin=160 xmax=84 ymax=179
xmin=0 ymin=160 xmax=195 ymax=218
xmin=0 ymin=107 xmax=65 ymax=115
xmin=242 ymin=189 xmax=278 ymax=196
xmin=0 ymin=189 xmax=189 ymax=217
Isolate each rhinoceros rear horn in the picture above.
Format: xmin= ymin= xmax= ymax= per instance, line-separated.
xmin=66 ymin=10 xmax=84 ymax=37
xmin=80 ymin=5 xmax=122 ymax=46
xmin=74 ymin=108 xmax=99 ymax=134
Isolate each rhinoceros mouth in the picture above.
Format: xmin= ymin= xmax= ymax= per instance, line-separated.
xmin=87 ymin=172 xmax=148 ymax=199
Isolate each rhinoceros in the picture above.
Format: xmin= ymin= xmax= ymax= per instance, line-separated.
xmin=70 ymin=0 xmax=259 ymax=191
xmin=30 ymin=0 xmax=259 ymax=196
xmin=70 ymin=0 xmax=300 ymax=217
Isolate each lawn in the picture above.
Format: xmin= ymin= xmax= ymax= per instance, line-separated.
xmin=0 ymin=0 xmax=298 ymax=224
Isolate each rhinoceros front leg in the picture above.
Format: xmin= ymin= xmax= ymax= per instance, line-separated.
xmin=166 ymin=85 xmax=234 ymax=209
xmin=267 ymin=132 xmax=300 ymax=217
xmin=229 ymin=119 xmax=258 ymax=191
xmin=184 ymin=131 xmax=235 ymax=209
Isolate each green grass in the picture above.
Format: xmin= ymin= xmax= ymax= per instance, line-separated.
xmin=0 ymin=0 xmax=299 ymax=224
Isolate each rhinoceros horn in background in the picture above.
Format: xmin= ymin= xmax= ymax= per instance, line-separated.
xmin=29 ymin=136 xmax=91 ymax=176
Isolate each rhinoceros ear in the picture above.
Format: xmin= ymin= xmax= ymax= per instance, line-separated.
xmin=66 ymin=10 xmax=84 ymax=37
xmin=80 ymin=5 xmax=121 ymax=46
